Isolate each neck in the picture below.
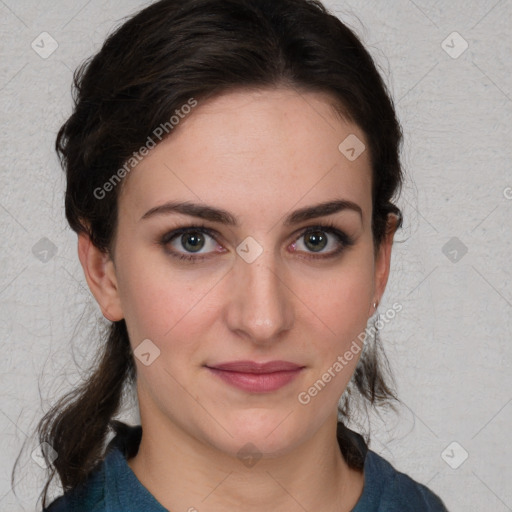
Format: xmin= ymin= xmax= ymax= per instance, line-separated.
xmin=127 ymin=409 xmax=364 ymax=512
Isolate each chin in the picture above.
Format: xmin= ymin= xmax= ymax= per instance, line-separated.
xmin=200 ymin=409 xmax=311 ymax=460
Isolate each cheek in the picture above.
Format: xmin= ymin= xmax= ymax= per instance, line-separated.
xmin=299 ymin=252 xmax=374 ymax=341
xmin=115 ymin=231 xmax=375 ymax=356
xmin=294 ymin=250 xmax=375 ymax=404
xmin=115 ymin=252 xmax=221 ymax=349
xmin=299 ymin=272 xmax=373 ymax=408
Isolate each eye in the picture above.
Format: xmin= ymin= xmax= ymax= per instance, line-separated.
xmin=159 ymin=222 xmax=354 ymax=264
xmin=291 ymin=224 xmax=354 ymax=259
xmin=160 ymin=226 xmax=223 ymax=262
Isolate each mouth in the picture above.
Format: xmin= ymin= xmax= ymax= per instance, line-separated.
xmin=205 ymin=360 xmax=305 ymax=393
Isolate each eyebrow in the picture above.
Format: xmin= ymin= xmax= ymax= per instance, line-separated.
xmin=140 ymin=199 xmax=363 ymax=225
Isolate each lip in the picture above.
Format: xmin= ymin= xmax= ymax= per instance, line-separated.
xmin=206 ymin=360 xmax=305 ymax=393
xmin=208 ymin=360 xmax=303 ymax=373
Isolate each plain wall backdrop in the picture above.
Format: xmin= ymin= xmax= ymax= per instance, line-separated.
xmin=0 ymin=0 xmax=511 ymax=510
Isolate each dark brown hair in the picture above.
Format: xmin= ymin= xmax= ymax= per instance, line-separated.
xmin=22 ymin=0 xmax=404 ymax=507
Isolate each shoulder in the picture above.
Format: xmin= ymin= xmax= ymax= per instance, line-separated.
xmin=42 ymin=456 xmax=108 ymax=512
xmin=361 ymin=449 xmax=449 ymax=511
xmin=42 ymin=423 xmax=142 ymax=512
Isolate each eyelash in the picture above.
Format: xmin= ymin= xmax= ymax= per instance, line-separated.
xmin=158 ymin=221 xmax=355 ymax=263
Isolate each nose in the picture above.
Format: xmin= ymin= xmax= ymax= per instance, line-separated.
xmin=225 ymin=249 xmax=295 ymax=345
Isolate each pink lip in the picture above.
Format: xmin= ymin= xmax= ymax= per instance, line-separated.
xmin=206 ymin=360 xmax=304 ymax=393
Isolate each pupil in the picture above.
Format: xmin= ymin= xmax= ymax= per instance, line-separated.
xmin=305 ymin=232 xmax=327 ymax=252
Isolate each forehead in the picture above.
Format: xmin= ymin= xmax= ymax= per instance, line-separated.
xmin=119 ymin=87 xmax=373 ymax=226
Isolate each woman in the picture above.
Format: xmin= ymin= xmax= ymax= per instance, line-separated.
xmin=33 ymin=0 xmax=448 ymax=510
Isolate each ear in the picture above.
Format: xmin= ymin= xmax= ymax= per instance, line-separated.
xmin=77 ymin=232 xmax=124 ymax=322
xmin=369 ymin=213 xmax=399 ymax=316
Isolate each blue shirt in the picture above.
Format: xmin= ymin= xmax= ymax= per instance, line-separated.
xmin=43 ymin=423 xmax=449 ymax=511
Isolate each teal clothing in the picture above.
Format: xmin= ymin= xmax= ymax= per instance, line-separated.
xmin=43 ymin=423 xmax=449 ymax=511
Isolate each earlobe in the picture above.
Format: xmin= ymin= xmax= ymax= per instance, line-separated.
xmin=77 ymin=233 xmax=124 ymax=322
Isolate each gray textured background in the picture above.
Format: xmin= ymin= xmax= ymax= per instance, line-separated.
xmin=1 ymin=0 xmax=511 ymax=510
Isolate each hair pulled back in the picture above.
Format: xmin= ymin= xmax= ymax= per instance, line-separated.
xmin=30 ymin=0 xmax=404 ymax=507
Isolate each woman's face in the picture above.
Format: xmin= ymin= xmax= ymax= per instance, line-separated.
xmin=99 ymin=88 xmax=393 ymax=457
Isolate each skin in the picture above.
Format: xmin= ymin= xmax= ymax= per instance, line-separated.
xmin=78 ymin=87 xmax=397 ymax=512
